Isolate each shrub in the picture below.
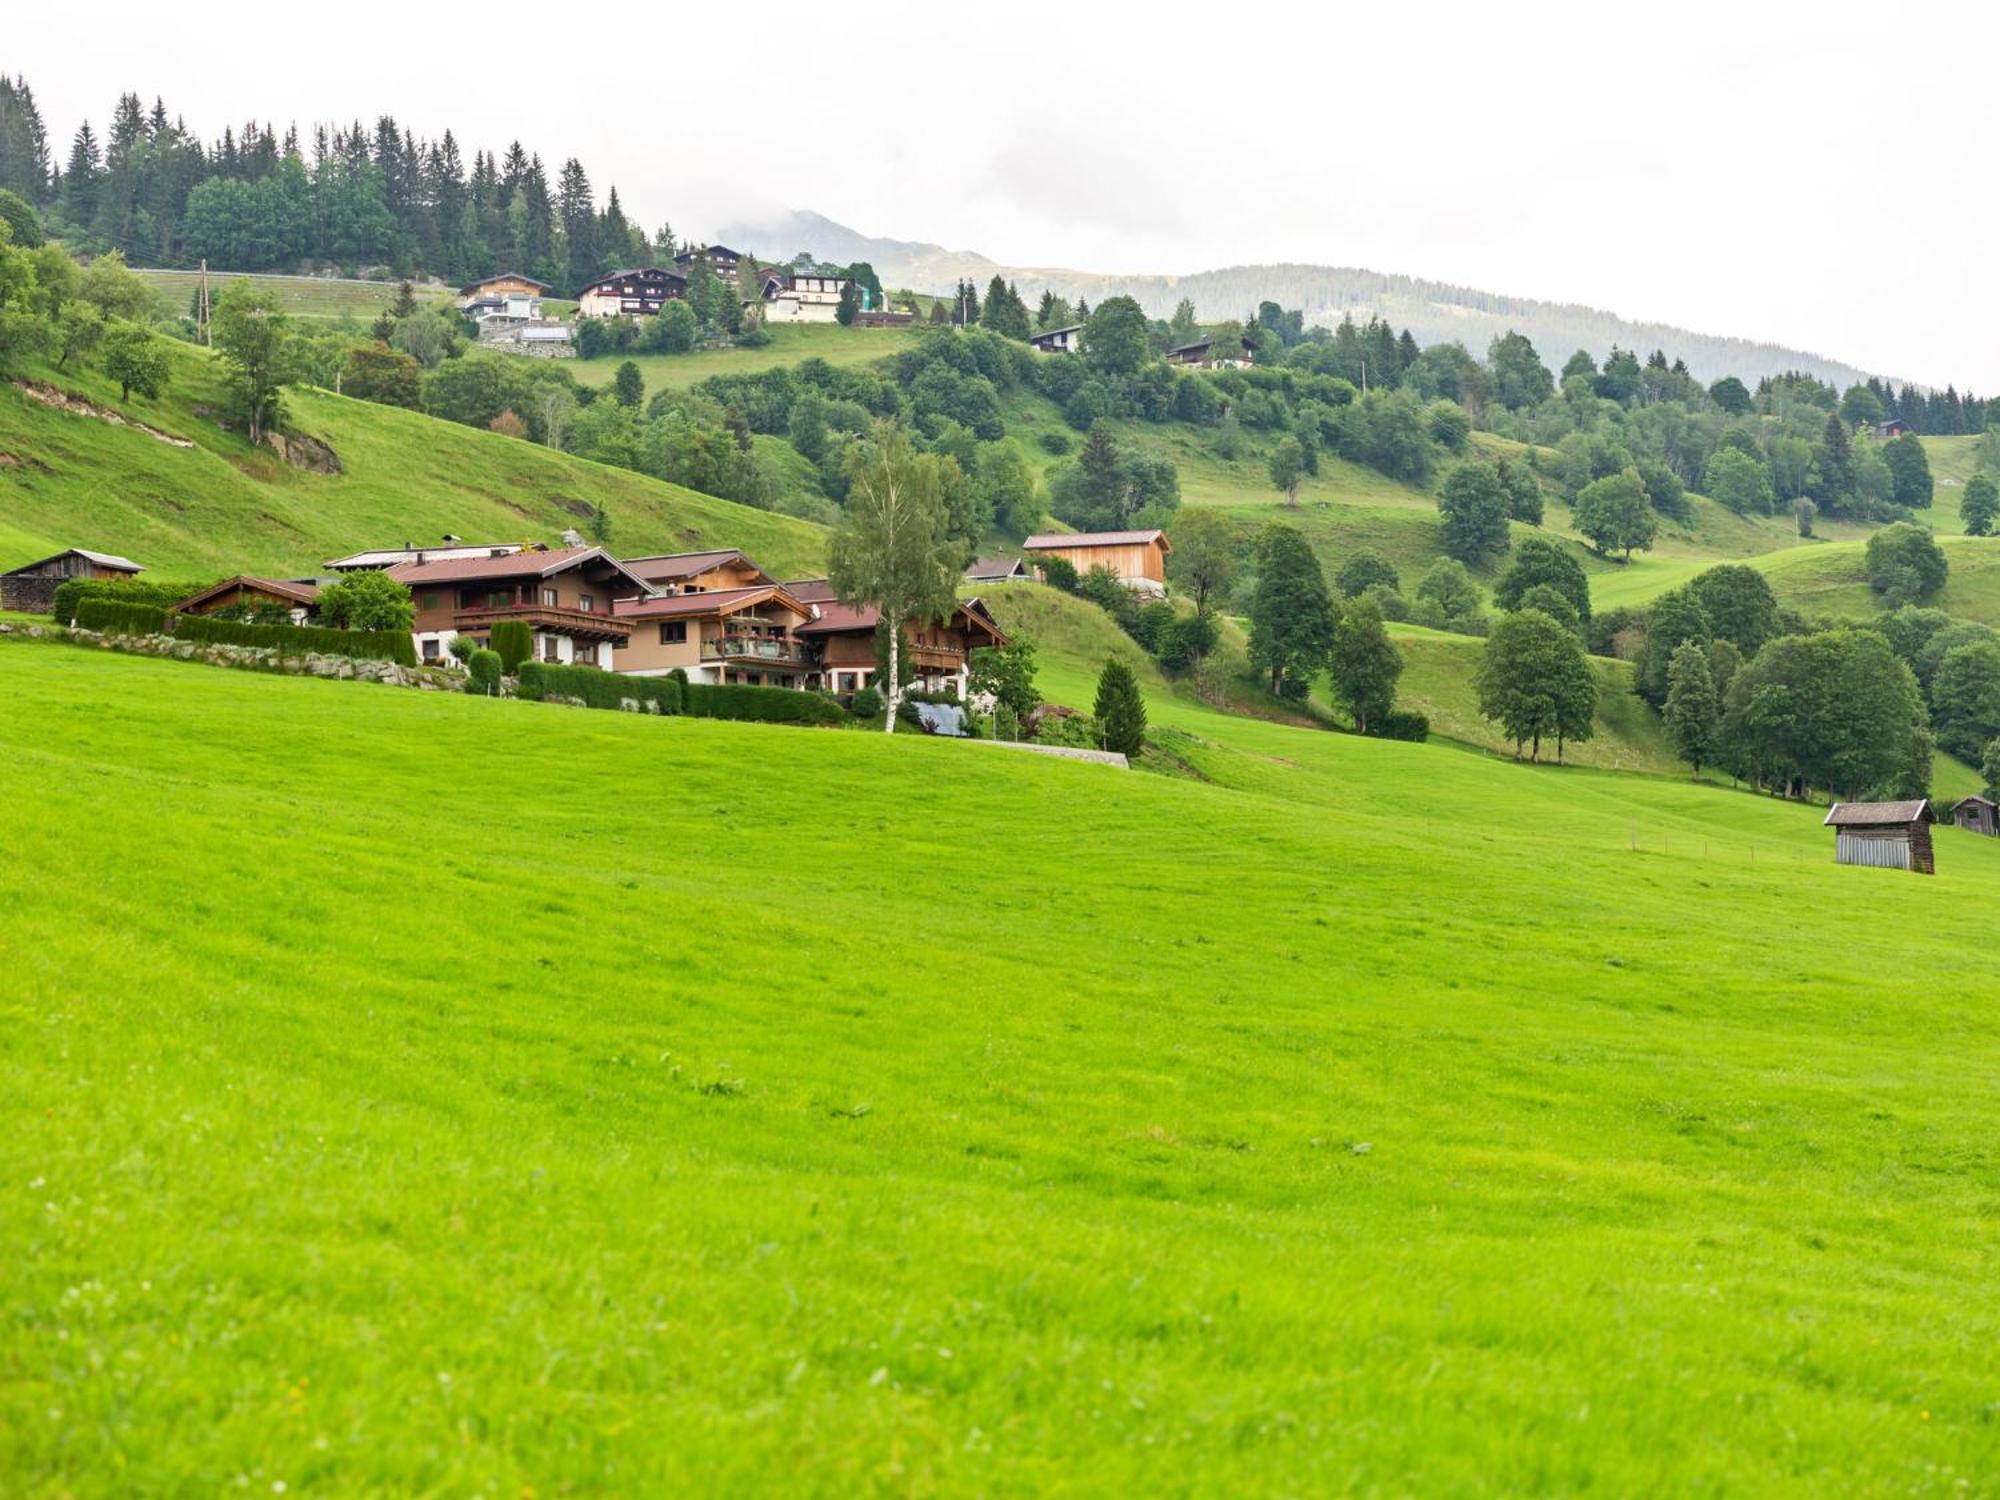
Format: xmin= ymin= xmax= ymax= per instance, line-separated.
xmin=517 ymin=660 xmax=673 ymax=712
xmin=1039 ymin=555 xmax=1079 ymax=593
xmin=1133 ymin=599 xmax=1179 ymax=653
xmin=1039 ymin=431 xmax=1072 ymax=456
xmin=74 ymin=599 xmax=169 ymax=635
xmin=1158 ymin=611 xmax=1218 ymax=671
xmin=466 ymin=648 xmax=503 ymax=695
xmin=316 ymin=568 xmax=417 ymax=632
xmin=1035 ymin=712 xmax=1098 ymax=749
xmin=488 ymin=619 xmax=535 ymax=673
xmin=170 ymin=613 xmax=418 ymax=666
xmin=447 ymin=635 xmax=475 ymax=663
xmin=1374 ymin=709 xmax=1430 ymax=741
xmin=52 ymin=577 xmax=199 ymax=624
xmin=684 ymin=682 xmax=846 ymax=725
xmin=851 ymin=686 xmax=884 ymax=718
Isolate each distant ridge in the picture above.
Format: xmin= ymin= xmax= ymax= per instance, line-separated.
xmin=719 ymin=209 xmax=1885 ymax=390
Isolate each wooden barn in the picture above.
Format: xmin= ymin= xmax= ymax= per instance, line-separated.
xmin=1948 ymin=795 xmax=1999 ymax=837
xmin=1824 ymin=800 xmax=1935 ymax=874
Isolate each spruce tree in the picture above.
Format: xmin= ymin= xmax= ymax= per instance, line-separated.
xmin=1093 ymin=658 xmax=1147 ymax=756
xmin=1663 ymin=642 xmax=1718 ymax=779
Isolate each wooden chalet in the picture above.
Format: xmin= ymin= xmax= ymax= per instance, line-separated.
xmin=173 ymin=575 xmax=322 ymax=624
xmin=457 ymin=273 xmax=552 ymax=308
xmin=1824 ymin=800 xmax=1935 ymax=875
xmin=613 ymin=584 xmax=816 ymax=686
xmin=787 ymin=580 xmax=1008 ymax=696
xmin=2 ymin=547 xmax=144 ymax=611
xmin=576 ymin=268 xmax=687 ymax=319
xmin=1027 ymin=324 xmax=1084 ymax=354
xmin=1022 ymin=529 xmax=1172 ymax=594
xmin=1875 ymin=418 xmax=1913 ymax=439
xmin=1948 ymin=795 xmax=1999 ymax=837
xmin=388 ymin=546 xmax=651 ymax=667
xmin=619 ymin=549 xmax=778 ymax=596
xmin=754 ymin=268 xmax=852 ymax=324
xmin=675 ymin=245 xmax=744 ymax=282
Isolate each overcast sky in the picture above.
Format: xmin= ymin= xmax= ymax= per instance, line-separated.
xmin=16 ymin=0 xmax=1998 ymax=387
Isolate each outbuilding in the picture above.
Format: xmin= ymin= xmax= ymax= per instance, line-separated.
xmin=1948 ymin=795 xmax=1999 ymax=837
xmin=2 ymin=547 xmax=145 ymax=612
xmin=1824 ymin=800 xmax=1935 ymax=874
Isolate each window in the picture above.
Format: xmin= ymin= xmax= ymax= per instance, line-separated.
xmin=542 ymin=637 xmax=560 ymax=662
xmin=579 ymin=595 xmax=595 ymax=614
xmin=422 ymin=638 xmax=440 ymax=662
xmin=657 ymin=621 xmax=687 ymax=644
xmin=420 ymin=592 xmax=440 ymax=611
xmin=541 ymin=587 xmax=558 ymax=607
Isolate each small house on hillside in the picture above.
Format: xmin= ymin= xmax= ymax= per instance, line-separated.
xmin=1028 ymin=325 xmax=1084 ymax=355
xmin=966 ymin=556 xmax=1031 ymax=584
xmin=1948 ymin=795 xmax=1998 ymax=837
xmin=1824 ymin=800 xmax=1935 ymax=874
xmin=755 ymin=268 xmax=852 ymax=324
xmin=675 ymin=245 xmax=743 ymax=283
xmin=1022 ymin=529 xmax=1172 ymax=595
xmin=457 ymin=273 xmax=552 ymax=309
xmin=173 ymin=576 xmax=322 ymax=625
xmin=576 ymin=268 xmax=687 ymax=319
xmin=2 ymin=547 xmax=144 ymax=611
xmin=1875 ymin=418 xmax=1912 ymax=439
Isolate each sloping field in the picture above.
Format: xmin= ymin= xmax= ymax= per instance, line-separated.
xmin=566 ymin=322 xmax=925 ymax=393
xmin=4 ymin=640 xmax=1997 ymax=1493
xmin=0 ymin=347 xmax=825 ymax=581
xmin=132 ymin=270 xmax=459 ymax=325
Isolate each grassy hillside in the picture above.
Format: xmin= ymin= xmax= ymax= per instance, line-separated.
xmin=567 ymin=322 xmax=925 ymax=394
xmin=0 ymin=343 xmax=825 ymax=581
xmin=4 ymin=640 xmax=1999 ymax=1492
xmin=132 ymin=269 xmax=460 ymax=326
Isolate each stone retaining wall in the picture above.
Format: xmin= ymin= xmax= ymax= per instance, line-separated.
xmin=0 ymin=576 xmax=60 ymax=613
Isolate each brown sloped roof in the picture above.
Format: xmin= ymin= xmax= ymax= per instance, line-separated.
xmin=614 ymin=584 xmax=808 ymax=621
xmin=796 ymin=596 xmax=1007 ymax=647
xmin=172 ymin=575 xmax=321 ymax=611
xmin=966 ymin=555 xmax=1029 ymax=580
xmin=621 ymin=549 xmax=769 ymax=585
xmin=783 ymin=577 xmax=838 ymax=605
xmin=1824 ymin=800 xmax=1932 ymax=827
xmin=1022 ymin=529 xmax=1171 ymax=553
xmin=388 ymin=546 xmax=651 ymax=595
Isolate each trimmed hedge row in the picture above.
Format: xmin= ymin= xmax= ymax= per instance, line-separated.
xmin=685 ymin=681 xmax=846 ymax=725
xmin=171 ymin=613 xmax=418 ymax=666
xmin=518 ymin=660 xmax=681 ymax=712
xmin=1373 ymin=709 xmax=1430 ymax=742
xmin=53 ymin=577 xmax=206 ymax=624
xmin=518 ymin=661 xmax=845 ymax=726
xmin=69 ymin=599 xmax=417 ymax=666
xmin=74 ymin=599 xmax=170 ymax=635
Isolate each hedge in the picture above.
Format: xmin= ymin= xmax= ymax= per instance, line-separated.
xmin=74 ymin=599 xmax=169 ymax=635
xmin=519 ymin=660 xmax=682 ymax=713
xmin=171 ymin=613 xmax=418 ymax=667
xmin=519 ymin=662 xmax=843 ymax=726
xmin=54 ymin=577 xmax=204 ymax=624
xmin=67 ymin=600 xmax=417 ymax=666
xmin=684 ymin=681 xmax=845 ymax=726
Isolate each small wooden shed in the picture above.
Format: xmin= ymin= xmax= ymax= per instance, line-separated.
xmin=1948 ymin=795 xmax=1999 ymax=838
xmin=1824 ymin=800 xmax=1935 ymax=874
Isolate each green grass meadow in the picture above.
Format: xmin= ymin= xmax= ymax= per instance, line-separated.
xmin=567 ymin=323 xmax=926 ymax=394
xmin=4 ymin=637 xmax=2000 ymax=1494
xmin=132 ymin=270 xmax=460 ymax=326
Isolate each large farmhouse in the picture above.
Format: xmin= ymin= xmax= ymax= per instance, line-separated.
xmin=389 ymin=546 xmax=651 ymax=667
xmin=755 ymin=268 xmax=852 ymax=324
xmin=675 ymin=245 xmax=744 ymax=283
xmin=576 ymin=268 xmax=687 ymax=319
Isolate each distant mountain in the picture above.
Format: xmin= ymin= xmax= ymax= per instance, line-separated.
xmin=717 ymin=210 xmax=1881 ymax=390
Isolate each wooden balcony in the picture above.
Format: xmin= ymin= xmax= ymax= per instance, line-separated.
xmin=702 ymin=634 xmax=809 ymax=667
xmin=454 ymin=603 xmax=631 ymax=643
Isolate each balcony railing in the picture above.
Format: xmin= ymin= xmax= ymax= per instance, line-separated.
xmin=454 ymin=602 xmax=631 ymax=642
xmin=702 ymin=634 xmax=807 ymax=665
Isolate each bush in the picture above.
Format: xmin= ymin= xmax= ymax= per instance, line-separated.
xmin=73 ymin=599 xmax=168 ymax=635
xmin=52 ymin=577 xmax=198 ymax=624
xmin=1039 ymin=431 xmax=1072 ymax=456
xmin=1035 ymin=712 xmax=1098 ymax=749
xmin=1039 ymin=555 xmax=1079 ymax=593
xmin=447 ymin=635 xmax=475 ymax=663
xmin=1374 ymin=709 xmax=1430 ymax=741
xmin=851 ymin=686 xmax=883 ymax=718
xmin=488 ymin=619 xmax=535 ymax=673
xmin=171 ymin=613 xmax=418 ymax=666
xmin=466 ymin=648 xmax=503 ymax=695
xmin=1158 ymin=611 xmax=1218 ymax=671
xmin=517 ymin=660 xmax=673 ymax=712
xmin=684 ymin=682 xmax=846 ymax=726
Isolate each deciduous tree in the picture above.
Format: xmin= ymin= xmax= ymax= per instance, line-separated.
xmin=1663 ymin=641 xmax=1718 ymax=778
xmin=1327 ymin=594 xmax=1401 ymax=734
xmin=1248 ymin=524 xmax=1336 ymax=700
xmin=1435 ymin=459 xmax=1511 ymax=564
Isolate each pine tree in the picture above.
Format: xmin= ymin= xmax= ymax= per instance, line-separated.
xmin=1093 ymin=658 xmax=1147 ymax=756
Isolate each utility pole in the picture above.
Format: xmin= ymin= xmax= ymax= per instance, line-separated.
xmin=197 ymin=260 xmax=211 ymax=346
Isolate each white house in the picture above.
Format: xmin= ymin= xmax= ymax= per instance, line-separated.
xmin=755 ymin=268 xmax=852 ymax=324
xmin=1028 ymin=324 xmax=1084 ymax=354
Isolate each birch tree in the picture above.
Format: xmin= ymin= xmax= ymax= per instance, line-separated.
xmin=829 ymin=422 xmax=961 ymax=734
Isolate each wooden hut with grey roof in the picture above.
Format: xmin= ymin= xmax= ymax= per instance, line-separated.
xmin=1823 ymin=800 xmax=1935 ymax=874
